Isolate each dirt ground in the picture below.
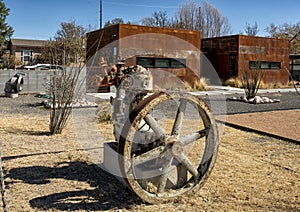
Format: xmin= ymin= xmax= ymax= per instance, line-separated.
xmin=224 ymin=109 xmax=300 ymax=142
xmin=0 ymin=105 xmax=299 ymax=211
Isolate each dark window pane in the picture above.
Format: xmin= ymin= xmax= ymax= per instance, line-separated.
xmin=271 ymin=62 xmax=280 ymax=69
xmin=249 ymin=61 xmax=260 ymax=69
xmin=260 ymin=62 xmax=271 ymax=69
xmin=137 ymin=57 xmax=154 ymax=68
xmin=250 ymin=61 xmax=281 ymax=70
xmin=155 ymin=58 xmax=170 ymax=68
xmin=171 ymin=58 xmax=186 ymax=68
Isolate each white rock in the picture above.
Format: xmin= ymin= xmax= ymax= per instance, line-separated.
xmin=254 ymin=96 xmax=263 ymax=104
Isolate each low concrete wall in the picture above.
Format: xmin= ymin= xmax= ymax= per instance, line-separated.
xmin=0 ymin=69 xmax=52 ymax=94
xmin=0 ymin=67 xmax=86 ymax=94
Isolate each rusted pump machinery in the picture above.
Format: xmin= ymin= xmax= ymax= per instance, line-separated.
xmin=101 ymin=64 xmax=219 ymax=203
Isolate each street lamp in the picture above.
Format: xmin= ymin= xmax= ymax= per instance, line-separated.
xmin=100 ymin=0 xmax=103 ymax=29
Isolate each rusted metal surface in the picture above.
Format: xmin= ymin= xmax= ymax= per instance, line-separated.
xmin=202 ymin=35 xmax=290 ymax=84
xmin=86 ymin=24 xmax=201 ymax=91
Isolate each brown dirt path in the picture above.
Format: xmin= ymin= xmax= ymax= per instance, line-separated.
xmin=221 ymin=109 xmax=300 ymax=143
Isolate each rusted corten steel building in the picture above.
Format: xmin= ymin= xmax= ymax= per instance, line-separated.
xmin=201 ymin=35 xmax=290 ymax=84
xmin=86 ymin=24 xmax=201 ymax=91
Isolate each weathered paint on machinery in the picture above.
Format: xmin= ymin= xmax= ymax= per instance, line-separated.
xmin=100 ymin=62 xmax=219 ymax=203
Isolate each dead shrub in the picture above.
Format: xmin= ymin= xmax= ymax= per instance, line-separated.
xmin=96 ymin=102 xmax=113 ymax=123
xmin=49 ymin=66 xmax=84 ymax=134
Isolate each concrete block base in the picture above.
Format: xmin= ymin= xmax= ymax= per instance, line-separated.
xmin=5 ymin=92 xmax=18 ymax=98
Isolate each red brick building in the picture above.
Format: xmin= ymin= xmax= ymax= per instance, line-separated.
xmin=201 ymin=35 xmax=290 ymax=84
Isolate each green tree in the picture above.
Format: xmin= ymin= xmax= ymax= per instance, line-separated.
xmin=0 ymin=0 xmax=13 ymax=51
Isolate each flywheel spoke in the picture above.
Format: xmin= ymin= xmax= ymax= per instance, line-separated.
xmin=176 ymin=154 xmax=199 ymax=179
xmin=143 ymin=114 xmax=167 ymax=139
xmin=157 ymin=156 xmax=173 ymax=194
xmin=171 ymin=100 xmax=187 ymax=136
xmin=180 ymin=128 xmax=210 ymax=145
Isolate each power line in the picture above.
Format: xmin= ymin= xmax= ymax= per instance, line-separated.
xmin=104 ymin=1 xmax=179 ymax=9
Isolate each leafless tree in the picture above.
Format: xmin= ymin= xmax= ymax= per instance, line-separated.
xmin=55 ymin=20 xmax=86 ymax=65
xmin=172 ymin=0 xmax=198 ymax=30
xmin=104 ymin=18 xmax=125 ymax=27
xmin=38 ymin=20 xmax=86 ymax=66
xmin=171 ymin=0 xmax=231 ymax=38
xmin=141 ymin=11 xmax=170 ymax=28
xmin=265 ymin=22 xmax=300 ymax=54
xmin=244 ymin=22 xmax=259 ymax=36
xmin=139 ymin=0 xmax=231 ymax=37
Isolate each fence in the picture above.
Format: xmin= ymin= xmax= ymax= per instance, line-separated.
xmin=0 ymin=68 xmax=87 ymax=94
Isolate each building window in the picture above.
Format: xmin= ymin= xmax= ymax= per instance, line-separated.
xmin=22 ymin=50 xmax=32 ymax=63
xmin=171 ymin=58 xmax=186 ymax=68
xmin=155 ymin=58 xmax=169 ymax=68
xmin=249 ymin=61 xmax=281 ymax=70
xmin=249 ymin=61 xmax=259 ymax=69
xmin=260 ymin=62 xmax=271 ymax=69
xmin=270 ymin=62 xmax=281 ymax=69
xmin=137 ymin=57 xmax=186 ymax=68
xmin=137 ymin=57 xmax=155 ymax=68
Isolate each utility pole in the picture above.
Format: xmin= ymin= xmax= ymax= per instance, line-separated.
xmin=100 ymin=0 xmax=103 ymax=28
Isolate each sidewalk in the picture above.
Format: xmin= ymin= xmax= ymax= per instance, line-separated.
xmin=88 ymin=86 xmax=299 ymax=99
xmin=207 ymin=86 xmax=298 ymax=94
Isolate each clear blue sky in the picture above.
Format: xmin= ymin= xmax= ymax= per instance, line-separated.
xmin=4 ymin=0 xmax=300 ymax=40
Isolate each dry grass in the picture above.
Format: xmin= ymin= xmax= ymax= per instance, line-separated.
xmin=261 ymin=81 xmax=300 ymax=89
xmin=185 ymin=78 xmax=208 ymax=91
xmin=224 ymin=77 xmax=243 ymax=88
xmin=0 ymin=110 xmax=299 ymax=211
xmin=224 ymin=77 xmax=300 ymax=90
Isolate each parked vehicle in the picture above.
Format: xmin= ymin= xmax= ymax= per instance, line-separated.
xmin=23 ymin=64 xmax=62 ymax=70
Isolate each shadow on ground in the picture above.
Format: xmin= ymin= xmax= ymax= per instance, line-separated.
xmin=7 ymin=161 xmax=142 ymax=211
